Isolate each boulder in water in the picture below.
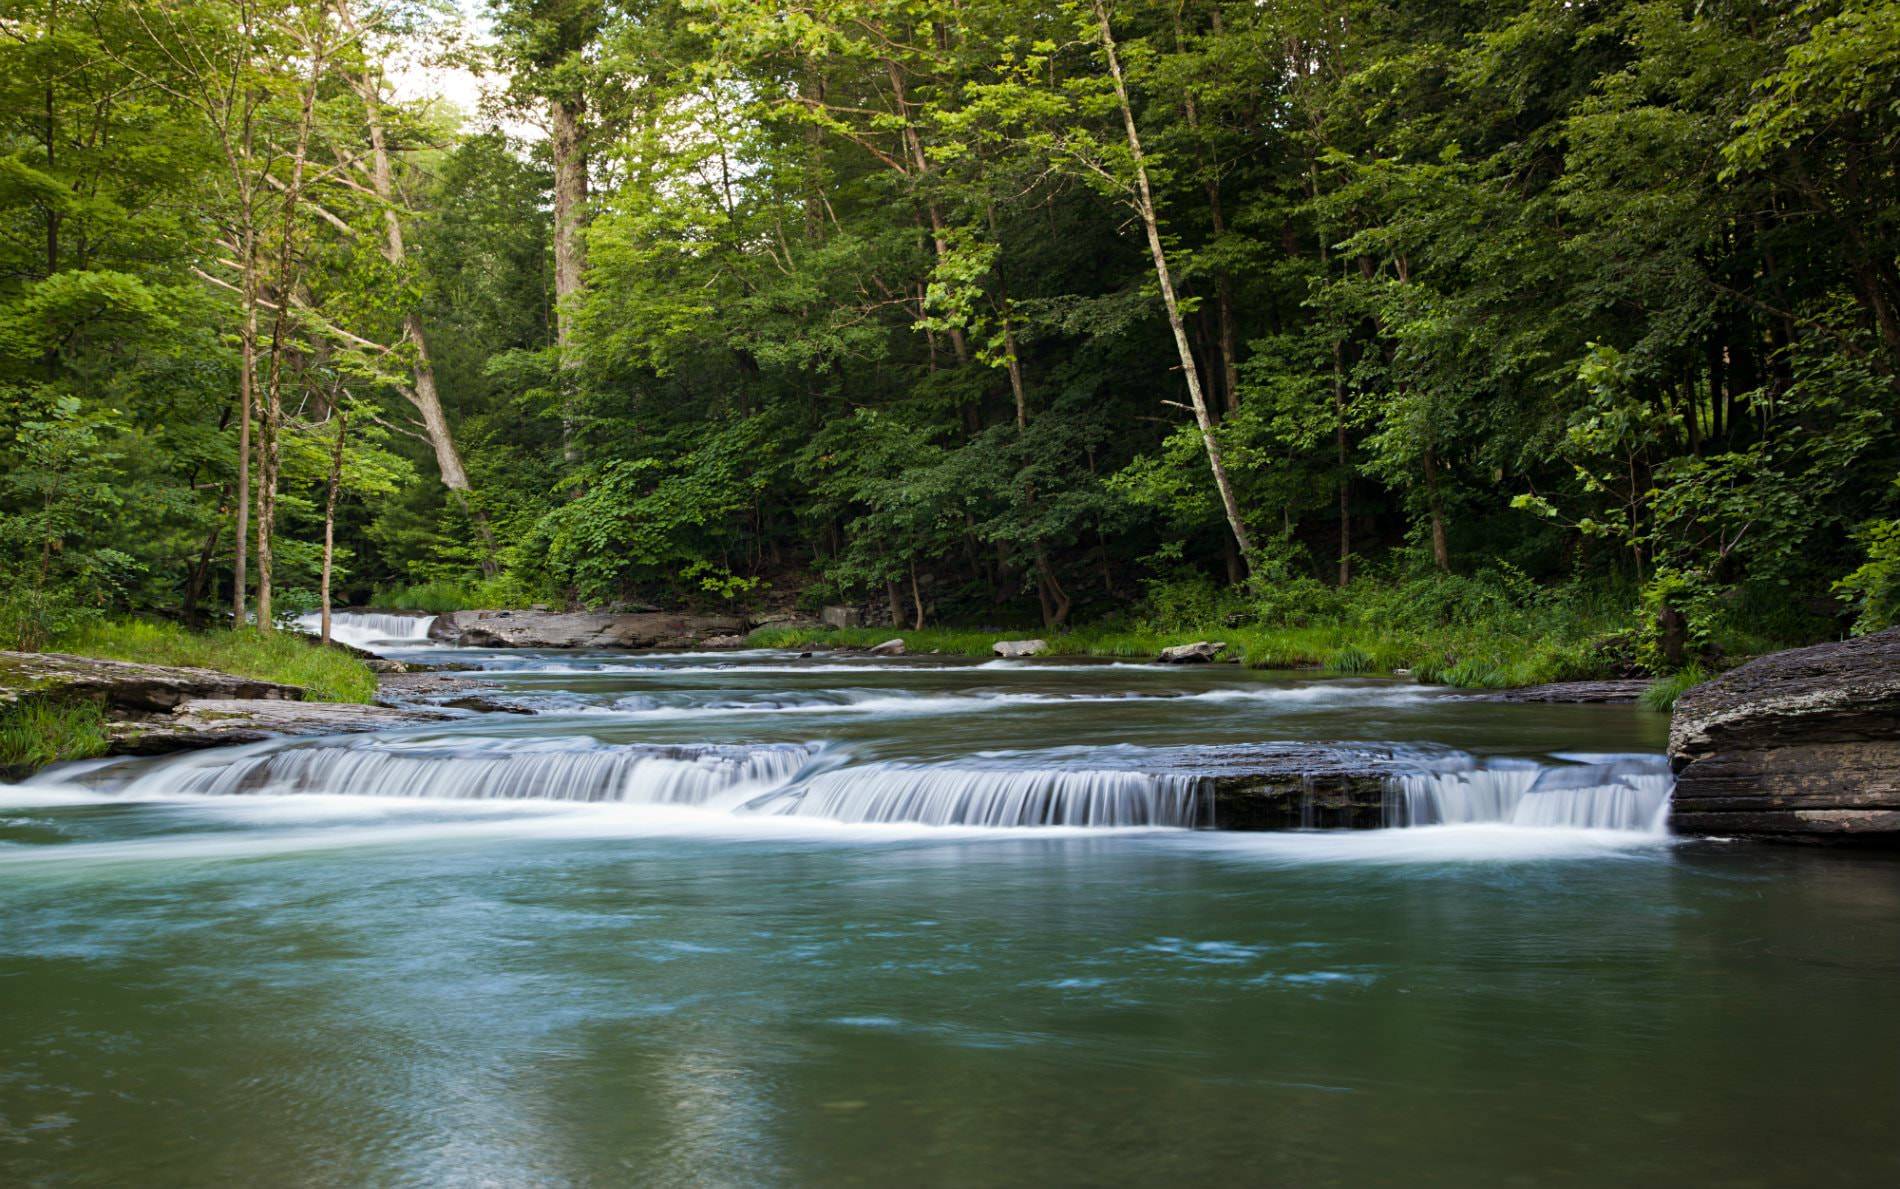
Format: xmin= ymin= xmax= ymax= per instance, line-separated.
xmin=992 ymin=639 xmax=1048 ymax=658
xmin=868 ymin=638 xmax=907 ymax=657
xmin=111 ymin=698 xmax=455 ymax=754
xmin=1157 ymin=641 xmax=1227 ymax=664
xmin=1670 ymin=627 xmax=1900 ymax=840
xmin=700 ymin=634 xmax=748 ymax=649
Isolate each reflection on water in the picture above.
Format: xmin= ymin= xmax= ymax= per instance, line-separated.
xmin=2 ymin=648 xmax=1895 ymax=1185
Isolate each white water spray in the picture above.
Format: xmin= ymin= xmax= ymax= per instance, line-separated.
xmin=1386 ymin=755 xmax=1672 ymax=833
xmin=108 ymin=736 xmax=810 ymax=808
xmin=744 ymin=762 xmax=1206 ymax=828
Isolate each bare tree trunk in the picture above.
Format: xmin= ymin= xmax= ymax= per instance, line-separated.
xmin=344 ymin=26 xmax=499 ymax=574
xmin=909 ymin=562 xmax=926 ymax=630
xmin=1095 ymin=1 xmax=1253 ymax=572
xmin=551 ymin=95 xmax=588 ymax=469
xmin=320 ymin=413 xmax=347 ymax=645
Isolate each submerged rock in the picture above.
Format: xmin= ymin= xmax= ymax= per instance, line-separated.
xmin=1157 ymin=641 xmax=1227 ymax=664
xmin=429 ymin=610 xmax=749 ymax=649
xmin=868 ymin=638 xmax=907 ymax=657
xmin=992 ymin=638 xmax=1048 ymax=658
xmin=1669 ymin=627 xmax=1900 ymax=840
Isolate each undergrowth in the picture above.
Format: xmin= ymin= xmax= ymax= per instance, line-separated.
xmin=0 ymin=699 xmax=109 ymax=774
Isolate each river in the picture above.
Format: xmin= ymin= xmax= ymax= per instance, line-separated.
xmin=2 ymin=615 xmax=1896 ymax=1185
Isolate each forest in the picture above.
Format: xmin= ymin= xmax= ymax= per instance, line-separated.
xmin=3 ymin=0 xmax=1898 ymax=684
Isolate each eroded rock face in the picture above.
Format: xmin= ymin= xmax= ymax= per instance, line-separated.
xmin=428 ymin=610 xmax=749 ymax=649
xmin=0 ymin=651 xmax=303 ymax=714
xmin=1669 ymin=627 xmax=1900 ymax=840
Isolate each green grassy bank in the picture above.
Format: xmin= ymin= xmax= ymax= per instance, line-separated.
xmin=51 ymin=619 xmax=378 ymax=704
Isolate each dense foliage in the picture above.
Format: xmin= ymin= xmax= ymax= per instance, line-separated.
xmin=4 ymin=0 xmax=1897 ymax=669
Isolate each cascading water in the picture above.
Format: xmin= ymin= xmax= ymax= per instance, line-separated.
xmin=295 ymin=611 xmax=438 ymax=651
xmin=1385 ymin=754 xmax=1672 ymax=833
xmin=743 ymin=762 xmax=1207 ymax=828
xmin=103 ymin=736 xmax=812 ymax=808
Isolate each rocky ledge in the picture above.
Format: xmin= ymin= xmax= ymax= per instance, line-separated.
xmin=1 ymin=649 xmax=303 ymax=712
xmin=429 ymin=609 xmax=749 ymax=649
xmin=1 ymin=651 xmax=451 ymax=773
xmin=1457 ymin=679 xmax=1655 ymax=704
xmin=111 ymin=699 xmax=453 ymax=754
xmin=1669 ymin=627 xmax=1900 ymax=841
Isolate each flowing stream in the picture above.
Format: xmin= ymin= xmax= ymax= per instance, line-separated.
xmin=3 ymin=628 xmax=1897 ymax=1184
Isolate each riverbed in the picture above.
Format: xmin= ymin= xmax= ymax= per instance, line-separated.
xmin=3 ymin=626 xmax=1896 ymax=1185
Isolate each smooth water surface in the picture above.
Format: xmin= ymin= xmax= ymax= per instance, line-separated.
xmin=4 ymin=635 xmax=1896 ymax=1186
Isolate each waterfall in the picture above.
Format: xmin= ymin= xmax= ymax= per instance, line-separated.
xmin=111 ymin=737 xmax=811 ymax=807
xmin=295 ymin=611 xmax=438 ymax=651
xmin=741 ymin=762 xmax=1207 ymax=828
xmin=1386 ymin=755 xmax=1672 ymax=833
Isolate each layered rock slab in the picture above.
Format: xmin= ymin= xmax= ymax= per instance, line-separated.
xmin=1669 ymin=627 xmax=1900 ymax=840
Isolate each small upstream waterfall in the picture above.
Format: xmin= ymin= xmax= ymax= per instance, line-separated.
xmin=743 ymin=763 xmax=1207 ymax=828
xmin=109 ymin=737 xmax=811 ymax=807
xmin=1386 ymin=755 xmax=1672 ymax=833
xmin=295 ymin=611 xmax=438 ymax=651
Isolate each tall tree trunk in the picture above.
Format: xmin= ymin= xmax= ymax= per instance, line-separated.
xmin=1333 ymin=341 xmax=1350 ymax=586
xmin=1422 ymin=444 xmax=1450 ymax=572
xmin=344 ymin=26 xmax=498 ymax=574
xmin=887 ymin=60 xmax=973 ymax=367
xmin=1169 ymin=7 xmax=1241 ymax=414
xmin=234 ymin=218 xmax=255 ymax=628
xmin=320 ymin=413 xmax=347 ymax=646
xmin=255 ymin=39 xmax=324 ymax=633
xmin=551 ymin=95 xmax=588 ymax=469
xmin=1095 ymin=1 xmax=1253 ymax=571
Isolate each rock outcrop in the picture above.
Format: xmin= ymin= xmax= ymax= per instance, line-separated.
xmin=1669 ymin=627 xmax=1900 ymax=840
xmin=867 ymin=638 xmax=907 ymax=657
xmin=428 ymin=610 xmax=749 ymax=649
xmin=992 ymin=638 xmax=1048 ymax=658
xmin=0 ymin=650 xmax=303 ymax=714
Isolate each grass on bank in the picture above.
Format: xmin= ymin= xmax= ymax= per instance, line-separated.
xmin=52 ymin=618 xmax=377 ymax=703
xmin=1639 ymin=663 xmax=1708 ymax=713
xmin=748 ymin=622 xmax=1632 ymax=691
xmin=0 ymin=698 xmax=110 ymax=774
